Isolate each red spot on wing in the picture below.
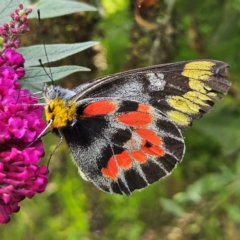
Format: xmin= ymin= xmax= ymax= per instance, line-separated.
xmin=116 ymin=151 xmax=132 ymax=169
xmin=101 ymin=156 xmax=118 ymax=180
xmin=83 ymin=100 xmax=116 ymax=117
xmin=141 ymin=140 xmax=165 ymax=156
xmin=117 ymin=112 xmax=152 ymax=126
xmin=131 ymin=150 xmax=147 ymax=163
xmin=137 ymin=103 xmax=150 ymax=112
xmin=135 ymin=128 xmax=162 ymax=145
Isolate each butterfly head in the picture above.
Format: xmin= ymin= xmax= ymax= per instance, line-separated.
xmin=43 ymin=84 xmax=76 ymax=102
xmin=43 ymin=84 xmax=78 ymax=129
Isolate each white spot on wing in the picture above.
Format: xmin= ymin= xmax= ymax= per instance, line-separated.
xmin=147 ymin=73 xmax=166 ymax=91
xmin=112 ymin=79 xmax=144 ymax=98
xmin=112 ymin=78 xmax=151 ymax=103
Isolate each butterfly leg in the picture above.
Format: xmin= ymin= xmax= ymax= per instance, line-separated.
xmin=47 ymin=129 xmax=63 ymax=168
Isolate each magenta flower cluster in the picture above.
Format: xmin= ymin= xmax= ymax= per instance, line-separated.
xmin=0 ymin=3 xmax=32 ymax=50
xmin=0 ymin=5 xmax=48 ymax=224
xmin=0 ymin=49 xmax=48 ymax=224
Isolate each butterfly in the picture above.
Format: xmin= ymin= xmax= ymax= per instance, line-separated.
xmin=42 ymin=60 xmax=231 ymax=195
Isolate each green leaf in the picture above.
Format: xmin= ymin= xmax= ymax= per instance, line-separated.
xmin=21 ymin=65 xmax=89 ymax=83
xmin=28 ymin=0 xmax=96 ymax=19
xmin=18 ymin=41 xmax=98 ymax=67
xmin=227 ymin=205 xmax=240 ymax=224
xmin=173 ymin=168 xmax=234 ymax=204
xmin=20 ymin=65 xmax=89 ymax=93
xmin=160 ymin=198 xmax=184 ymax=217
xmin=174 ymin=189 xmax=202 ymax=204
xmin=194 ymin=102 xmax=240 ymax=155
xmin=0 ymin=0 xmax=22 ymax=25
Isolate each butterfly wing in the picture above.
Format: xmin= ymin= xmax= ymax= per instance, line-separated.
xmin=60 ymin=60 xmax=230 ymax=194
xmin=73 ymin=60 xmax=230 ymax=130
xmin=61 ymin=99 xmax=185 ymax=195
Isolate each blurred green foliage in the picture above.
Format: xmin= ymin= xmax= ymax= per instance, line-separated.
xmin=1 ymin=0 xmax=240 ymax=239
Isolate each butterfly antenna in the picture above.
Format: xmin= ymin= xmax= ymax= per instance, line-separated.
xmin=37 ymin=9 xmax=54 ymax=85
xmin=39 ymin=58 xmax=54 ymax=81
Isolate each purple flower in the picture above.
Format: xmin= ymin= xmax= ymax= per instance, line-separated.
xmin=4 ymin=48 xmax=25 ymax=67
xmin=0 ymin=4 xmax=31 ymax=51
xmin=0 ymin=4 xmax=48 ymax=224
xmin=0 ymin=50 xmax=48 ymax=224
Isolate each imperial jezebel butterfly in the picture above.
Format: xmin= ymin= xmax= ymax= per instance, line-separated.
xmin=43 ymin=60 xmax=231 ymax=195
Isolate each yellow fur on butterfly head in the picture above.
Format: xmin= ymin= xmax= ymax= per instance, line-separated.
xmin=45 ymin=98 xmax=78 ymax=129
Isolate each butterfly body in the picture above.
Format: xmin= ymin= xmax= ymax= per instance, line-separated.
xmin=43 ymin=60 xmax=231 ymax=195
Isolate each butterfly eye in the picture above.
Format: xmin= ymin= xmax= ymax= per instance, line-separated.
xmin=49 ymin=91 xmax=57 ymax=100
xmin=44 ymin=85 xmax=57 ymax=100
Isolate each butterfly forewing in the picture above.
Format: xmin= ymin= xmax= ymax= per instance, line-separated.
xmin=73 ymin=60 xmax=230 ymax=130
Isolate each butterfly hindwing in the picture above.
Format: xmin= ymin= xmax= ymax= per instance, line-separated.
xmin=61 ymin=99 xmax=185 ymax=195
xmin=74 ymin=60 xmax=230 ymax=130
